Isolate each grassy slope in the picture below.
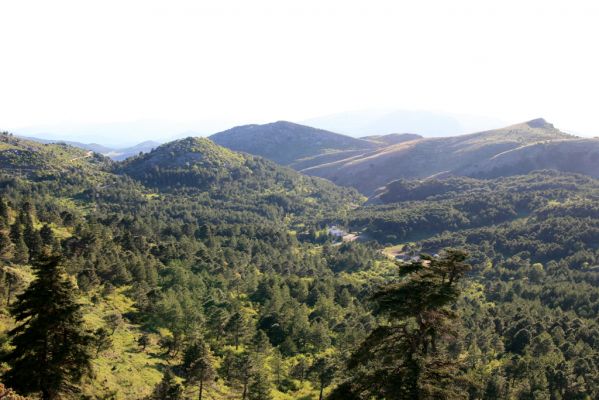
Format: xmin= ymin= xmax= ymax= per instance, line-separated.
xmin=301 ymin=119 xmax=576 ymax=195
xmin=80 ymin=287 xmax=164 ymax=399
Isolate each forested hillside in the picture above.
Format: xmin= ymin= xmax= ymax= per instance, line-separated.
xmin=0 ymin=131 xmax=598 ymax=399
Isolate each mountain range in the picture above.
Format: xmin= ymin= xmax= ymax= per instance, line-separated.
xmin=208 ymin=118 xmax=599 ymax=195
xmin=19 ymin=136 xmax=161 ymax=161
xmin=1 ymin=120 xmax=599 ymax=399
xmin=14 ymin=117 xmax=599 ymax=198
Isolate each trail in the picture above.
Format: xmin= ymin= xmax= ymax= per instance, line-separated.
xmin=70 ymin=150 xmax=93 ymax=162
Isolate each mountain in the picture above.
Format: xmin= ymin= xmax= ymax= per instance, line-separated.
xmin=457 ymin=137 xmax=599 ymax=178
xmin=118 ymin=136 xmax=364 ymax=215
xmin=21 ymin=136 xmax=160 ymax=161
xmin=0 ymin=131 xmax=364 ymax=399
xmin=0 ymin=132 xmax=110 ymax=175
xmin=209 ymin=121 xmax=378 ymax=166
xmin=348 ymin=170 xmax=599 ymax=257
xmin=302 ymin=119 xmax=576 ymax=195
xmin=104 ymin=140 xmax=161 ymax=161
xmin=1 ymin=127 xmax=599 ymax=399
xmin=118 ymin=137 xmax=249 ymax=190
xmin=18 ymin=136 xmax=114 ymax=154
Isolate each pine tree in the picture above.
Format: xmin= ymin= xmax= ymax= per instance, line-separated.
xmin=333 ymin=250 xmax=471 ymax=399
xmin=9 ymin=222 xmax=20 ymax=242
xmin=9 ymin=223 xmax=28 ymax=264
xmin=2 ymin=256 xmax=93 ymax=400
xmin=93 ymin=327 xmax=113 ymax=356
xmin=149 ymin=369 xmax=183 ymax=400
xmin=138 ymin=333 xmax=151 ymax=351
xmin=0 ymin=198 xmax=7 ymax=230
xmin=247 ymin=367 xmax=272 ymax=400
xmin=225 ymin=311 xmax=248 ymax=349
xmin=23 ymin=221 xmax=42 ymax=261
xmin=182 ymin=338 xmax=215 ymax=400
xmin=0 ymin=230 xmax=14 ymax=261
xmin=39 ymin=224 xmax=56 ymax=248
xmin=235 ymin=352 xmax=253 ymax=400
xmin=309 ymin=356 xmax=337 ymax=400
xmin=103 ymin=311 xmax=124 ymax=335
xmin=251 ymin=329 xmax=272 ymax=354
xmin=0 ymin=196 xmax=9 ymax=221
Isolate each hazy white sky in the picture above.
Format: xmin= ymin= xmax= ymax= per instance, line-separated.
xmin=1 ymin=0 xmax=599 ymax=137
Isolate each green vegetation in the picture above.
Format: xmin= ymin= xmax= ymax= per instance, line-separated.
xmin=0 ymin=133 xmax=598 ymax=399
xmin=3 ymin=257 xmax=92 ymax=400
xmin=332 ymin=251 xmax=471 ymax=399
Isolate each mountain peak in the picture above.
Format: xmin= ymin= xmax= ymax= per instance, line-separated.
xmin=526 ymin=118 xmax=553 ymax=129
xmin=210 ymin=121 xmax=377 ymax=166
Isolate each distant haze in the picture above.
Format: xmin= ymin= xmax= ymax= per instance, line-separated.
xmin=9 ymin=119 xmax=239 ymax=148
xmin=10 ymin=110 xmax=509 ymax=147
xmin=3 ymin=1 xmax=599 ymax=142
xmin=302 ymin=110 xmax=507 ymax=137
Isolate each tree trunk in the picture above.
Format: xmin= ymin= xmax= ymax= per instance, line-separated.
xmin=242 ymin=381 xmax=247 ymax=400
xmin=319 ymin=381 xmax=324 ymax=400
xmin=41 ymin=387 xmax=51 ymax=400
xmin=199 ymin=379 xmax=203 ymax=400
xmin=6 ymin=278 xmax=12 ymax=306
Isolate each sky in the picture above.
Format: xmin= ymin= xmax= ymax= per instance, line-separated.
xmin=1 ymin=0 xmax=599 ymax=145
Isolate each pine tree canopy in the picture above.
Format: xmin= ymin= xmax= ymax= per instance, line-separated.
xmin=2 ymin=256 xmax=92 ymax=400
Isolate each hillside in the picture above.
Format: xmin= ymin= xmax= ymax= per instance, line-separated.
xmin=350 ymin=170 xmax=599 ymax=240
xmin=359 ymin=133 xmax=422 ymax=146
xmin=1 ymin=130 xmax=599 ymax=399
xmin=21 ymin=135 xmax=161 ymax=161
xmin=19 ymin=136 xmax=114 ymax=154
xmin=0 ymin=133 xmax=367 ymax=399
xmin=117 ymin=136 xmax=364 ymax=221
xmin=457 ymin=137 xmax=599 ymax=178
xmin=0 ymin=132 xmax=110 ymax=175
xmin=302 ymin=119 xmax=576 ymax=195
xmin=117 ymin=136 xmax=248 ymax=189
xmin=209 ymin=121 xmax=378 ymax=166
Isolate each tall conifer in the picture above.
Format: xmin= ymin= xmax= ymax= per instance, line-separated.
xmin=2 ymin=256 xmax=92 ymax=400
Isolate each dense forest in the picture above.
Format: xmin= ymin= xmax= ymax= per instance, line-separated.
xmin=0 ymin=132 xmax=598 ymax=399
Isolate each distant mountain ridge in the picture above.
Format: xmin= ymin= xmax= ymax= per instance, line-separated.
xmin=458 ymin=138 xmax=599 ymax=179
xmin=0 ymin=132 xmax=110 ymax=175
xmin=209 ymin=121 xmax=379 ymax=166
xmin=13 ymin=118 xmax=599 ymax=198
xmin=301 ymin=118 xmax=584 ymax=194
xmin=20 ymin=136 xmax=160 ymax=161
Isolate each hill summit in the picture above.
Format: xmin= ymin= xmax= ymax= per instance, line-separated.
xmin=209 ymin=121 xmax=377 ymax=166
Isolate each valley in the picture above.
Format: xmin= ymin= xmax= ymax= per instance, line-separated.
xmin=3 ymin=2 xmax=597 ymax=399
xmin=0 ymin=125 xmax=598 ymax=399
